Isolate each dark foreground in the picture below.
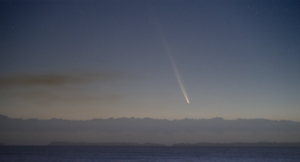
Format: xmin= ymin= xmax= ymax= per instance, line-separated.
xmin=1 ymin=146 xmax=300 ymax=162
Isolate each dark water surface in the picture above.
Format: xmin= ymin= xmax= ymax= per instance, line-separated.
xmin=1 ymin=146 xmax=300 ymax=162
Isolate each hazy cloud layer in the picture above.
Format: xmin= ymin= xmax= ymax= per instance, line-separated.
xmin=0 ymin=72 xmax=125 ymax=108
xmin=2 ymin=90 xmax=120 ymax=103
xmin=0 ymin=73 xmax=117 ymax=88
xmin=1 ymin=115 xmax=299 ymax=133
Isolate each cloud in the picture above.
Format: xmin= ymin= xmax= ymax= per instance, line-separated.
xmin=1 ymin=115 xmax=300 ymax=145
xmin=0 ymin=72 xmax=126 ymax=106
xmin=2 ymin=90 xmax=120 ymax=103
xmin=0 ymin=72 xmax=117 ymax=88
xmin=0 ymin=115 xmax=299 ymax=133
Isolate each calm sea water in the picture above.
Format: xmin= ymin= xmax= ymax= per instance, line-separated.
xmin=0 ymin=146 xmax=300 ymax=162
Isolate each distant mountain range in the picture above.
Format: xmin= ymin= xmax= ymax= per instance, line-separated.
xmin=48 ymin=141 xmax=165 ymax=146
xmin=172 ymin=142 xmax=300 ymax=147
xmin=48 ymin=142 xmax=300 ymax=147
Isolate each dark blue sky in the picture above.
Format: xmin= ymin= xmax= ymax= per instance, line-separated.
xmin=1 ymin=0 xmax=300 ymax=121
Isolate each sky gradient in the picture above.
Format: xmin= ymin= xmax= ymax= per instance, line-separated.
xmin=1 ymin=0 xmax=300 ymax=121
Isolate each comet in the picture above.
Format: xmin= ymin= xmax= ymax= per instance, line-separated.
xmin=157 ymin=26 xmax=190 ymax=104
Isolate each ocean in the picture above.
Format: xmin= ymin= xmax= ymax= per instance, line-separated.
xmin=1 ymin=146 xmax=300 ymax=161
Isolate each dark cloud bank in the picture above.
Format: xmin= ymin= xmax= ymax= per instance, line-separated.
xmin=0 ymin=72 xmax=118 ymax=88
xmin=1 ymin=115 xmax=300 ymax=145
xmin=1 ymin=114 xmax=299 ymax=133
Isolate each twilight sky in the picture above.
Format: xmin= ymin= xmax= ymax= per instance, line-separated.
xmin=1 ymin=0 xmax=300 ymax=121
